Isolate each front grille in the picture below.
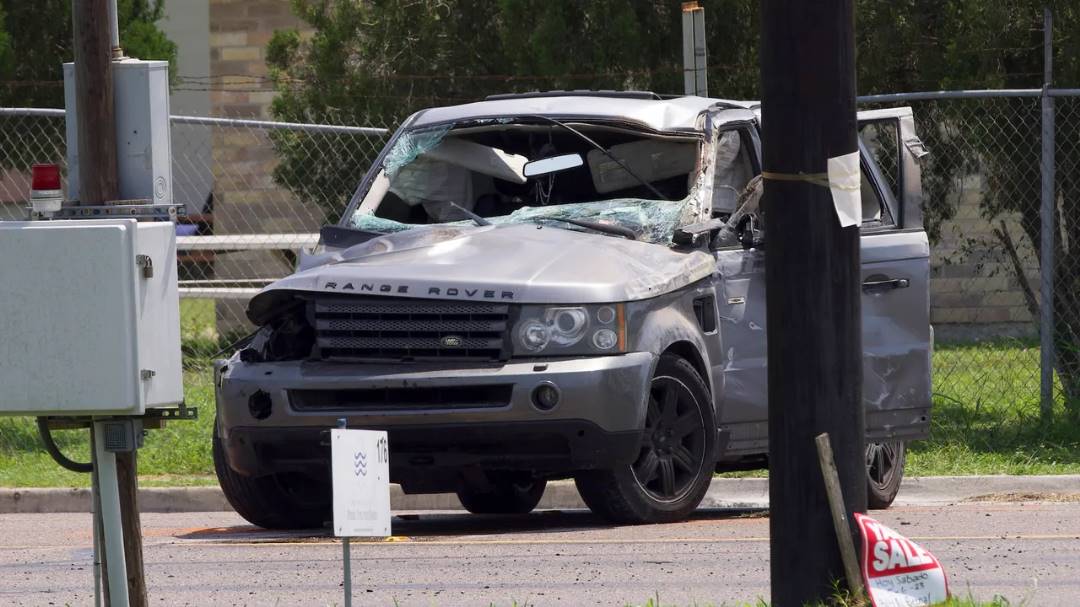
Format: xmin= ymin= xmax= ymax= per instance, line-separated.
xmin=289 ymin=385 xmax=513 ymax=412
xmin=312 ymin=297 xmax=511 ymax=361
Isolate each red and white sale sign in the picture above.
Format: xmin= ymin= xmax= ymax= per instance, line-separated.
xmin=854 ymin=513 xmax=949 ymax=607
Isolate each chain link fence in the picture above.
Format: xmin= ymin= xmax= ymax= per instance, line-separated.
xmin=858 ymin=91 xmax=1080 ymax=465
xmin=0 ymin=108 xmax=392 ymax=364
xmin=1 ymin=91 xmax=1078 ymax=478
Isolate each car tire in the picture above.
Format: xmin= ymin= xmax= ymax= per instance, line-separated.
xmin=212 ymin=421 xmax=330 ymax=529
xmin=457 ymin=475 xmax=547 ymax=515
xmin=866 ymin=440 xmax=906 ymax=509
xmin=575 ymin=353 xmax=716 ymax=524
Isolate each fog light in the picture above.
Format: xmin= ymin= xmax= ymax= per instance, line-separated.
xmin=531 ymin=382 xmax=561 ymax=411
xmin=248 ymin=390 xmax=272 ymax=420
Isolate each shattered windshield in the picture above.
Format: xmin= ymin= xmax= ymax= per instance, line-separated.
xmin=347 ymin=120 xmax=705 ymax=244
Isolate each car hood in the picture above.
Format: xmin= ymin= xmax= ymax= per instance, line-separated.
xmin=247 ymin=223 xmax=714 ymax=323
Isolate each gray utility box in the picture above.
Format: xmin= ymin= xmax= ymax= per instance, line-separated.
xmin=63 ymin=60 xmax=173 ymax=205
xmin=0 ymin=219 xmax=183 ymax=416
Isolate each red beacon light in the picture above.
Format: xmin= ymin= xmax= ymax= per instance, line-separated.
xmin=29 ymin=163 xmax=63 ymax=217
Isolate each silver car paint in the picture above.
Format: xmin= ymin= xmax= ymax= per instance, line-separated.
xmin=247 ymin=223 xmax=716 ymax=314
xmin=218 ymin=97 xmax=932 ymax=472
xmin=217 ymin=353 xmax=655 ymax=444
xmin=409 ymin=95 xmax=756 ymax=131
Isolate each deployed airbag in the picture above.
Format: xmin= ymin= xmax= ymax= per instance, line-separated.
xmin=425 ymin=138 xmax=528 ymax=184
xmin=587 ymin=140 xmax=696 ymax=194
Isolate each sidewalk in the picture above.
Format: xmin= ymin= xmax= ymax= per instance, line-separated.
xmin=3 ymin=474 xmax=1078 ymax=514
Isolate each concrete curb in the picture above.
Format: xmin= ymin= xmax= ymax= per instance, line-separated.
xmin=3 ymin=475 xmax=1079 ymax=514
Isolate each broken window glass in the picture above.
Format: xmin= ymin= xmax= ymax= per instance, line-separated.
xmin=382 ymin=125 xmax=453 ymax=179
xmin=349 ymin=119 xmax=707 ymax=244
xmin=350 ymin=196 xmax=698 ymax=245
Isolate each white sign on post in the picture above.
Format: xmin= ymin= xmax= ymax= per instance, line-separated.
xmin=855 ymin=513 xmax=949 ymax=607
xmin=331 ymin=429 xmax=391 ymax=537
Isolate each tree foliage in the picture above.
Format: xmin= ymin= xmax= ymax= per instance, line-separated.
xmin=264 ymin=0 xmax=1077 ymax=220
xmin=0 ymin=0 xmax=177 ymax=108
xmin=269 ymin=0 xmax=1080 ymax=417
xmin=0 ymin=4 xmax=12 ymax=83
xmin=0 ymin=0 xmax=177 ymax=172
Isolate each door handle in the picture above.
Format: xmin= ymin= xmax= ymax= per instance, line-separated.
xmin=862 ymin=278 xmax=909 ymax=293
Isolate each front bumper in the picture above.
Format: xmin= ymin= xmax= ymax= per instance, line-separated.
xmin=215 ymin=353 xmax=655 ymax=479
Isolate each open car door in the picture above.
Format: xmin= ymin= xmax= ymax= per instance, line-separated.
xmin=857 ymin=106 xmax=933 ymax=444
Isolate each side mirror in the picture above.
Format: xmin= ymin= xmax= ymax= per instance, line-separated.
xmin=523 ymin=153 xmax=584 ymax=178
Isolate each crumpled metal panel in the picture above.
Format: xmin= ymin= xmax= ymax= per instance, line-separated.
xmin=410 ymin=95 xmax=758 ymax=132
xmin=247 ymin=222 xmax=716 ymax=323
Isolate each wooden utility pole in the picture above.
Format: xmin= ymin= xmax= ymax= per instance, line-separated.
xmin=72 ymin=0 xmax=118 ymax=204
xmin=72 ymin=2 xmax=148 ymax=605
xmin=759 ymin=1 xmax=865 ymax=605
xmin=116 ymin=453 xmax=147 ymax=605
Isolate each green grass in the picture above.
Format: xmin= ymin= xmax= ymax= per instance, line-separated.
xmin=1 ymin=305 xmax=1077 ymax=487
xmin=180 ymin=299 xmax=223 ymax=358
xmin=0 ymin=364 xmax=217 ymax=487
xmin=910 ymin=337 xmax=1080 ymax=476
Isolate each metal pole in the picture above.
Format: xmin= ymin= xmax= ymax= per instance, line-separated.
xmin=94 ymin=422 xmax=130 ymax=607
xmin=343 ymin=538 xmax=352 ymax=607
xmin=681 ymin=2 xmax=707 ymax=96
xmin=91 ymin=430 xmax=104 ymax=607
xmin=691 ymin=6 xmax=707 ymax=97
xmin=682 ymin=3 xmax=696 ymax=95
xmin=337 ymin=418 xmax=351 ymax=607
xmin=107 ymin=0 xmax=122 ymax=59
xmin=1040 ymin=6 xmax=1056 ymax=425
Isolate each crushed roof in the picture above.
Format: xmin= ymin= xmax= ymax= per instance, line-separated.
xmin=409 ymin=95 xmax=760 ymax=132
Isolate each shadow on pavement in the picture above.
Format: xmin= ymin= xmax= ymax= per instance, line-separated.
xmin=176 ymin=506 xmax=768 ymax=543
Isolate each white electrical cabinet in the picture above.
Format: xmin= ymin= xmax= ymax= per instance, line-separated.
xmin=63 ymin=60 xmax=173 ymax=205
xmin=0 ymin=219 xmax=183 ymax=416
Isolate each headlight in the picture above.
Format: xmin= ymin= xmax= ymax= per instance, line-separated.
xmin=512 ymin=304 xmax=626 ymax=356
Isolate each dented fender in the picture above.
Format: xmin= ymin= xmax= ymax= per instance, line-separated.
xmin=626 ymin=281 xmax=723 ymax=407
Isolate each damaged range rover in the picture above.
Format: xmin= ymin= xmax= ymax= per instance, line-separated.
xmin=214 ymin=92 xmax=932 ymax=528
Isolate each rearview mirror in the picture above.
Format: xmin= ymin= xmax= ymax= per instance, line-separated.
xmin=523 ymin=153 xmax=584 ymax=178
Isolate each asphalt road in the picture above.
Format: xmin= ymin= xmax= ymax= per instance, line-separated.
xmin=1 ymin=500 xmax=1078 ymax=606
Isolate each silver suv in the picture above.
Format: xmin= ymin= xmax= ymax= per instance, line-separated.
xmin=213 ymin=92 xmax=932 ymax=528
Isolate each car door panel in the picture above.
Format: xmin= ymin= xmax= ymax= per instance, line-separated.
xmin=714 ymin=248 xmax=768 ymax=453
xmin=715 ymin=107 xmax=931 ymax=455
xmin=860 ymin=230 xmax=931 ymax=440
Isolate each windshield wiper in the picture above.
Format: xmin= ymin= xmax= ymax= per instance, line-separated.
xmin=448 ymin=201 xmax=491 ymax=226
xmin=538 ymin=217 xmax=637 ymax=241
xmin=519 ymin=115 xmax=670 ymax=201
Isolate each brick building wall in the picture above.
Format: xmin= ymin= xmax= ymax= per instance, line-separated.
xmin=927 ymin=173 xmax=1039 ymax=340
xmin=209 ymin=0 xmax=314 ymax=332
xmin=209 ymin=0 xmax=301 ymax=119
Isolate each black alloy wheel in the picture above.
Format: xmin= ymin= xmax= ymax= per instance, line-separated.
xmin=575 ymin=353 xmax=716 ymax=524
xmin=866 ymin=439 xmax=906 ymax=509
xmin=632 ymin=375 xmax=709 ymax=503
